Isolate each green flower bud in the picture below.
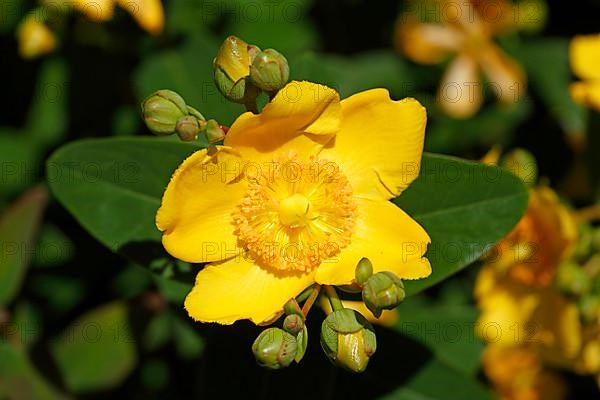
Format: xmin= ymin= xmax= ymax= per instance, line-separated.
xmin=249 ymin=49 xmax=290 ymax=92
xmin=142 ymin=90 xmax=188 ymax=135
xmin=355 ymin=257 xmax=373 ymax=286
xmin=213 ymin=36 xmax=261 ymax=103
xmin=283 ymin=314 xmax=304 ymax=336
xmin=205 ymin=119 xmax=227 ymax=143
xmin=252 ymin=328 xmax=297 ymax=369
xmin=320 ymin=309 xmax=376 ymax=373
xmin=362 ymin=272 xmax=405 ymax=318
xmin=175 ymin=116 xmax=202 ymax=142
xmin=555 ymin=261 xmax=591 ymax=297
xmin=500 ymin=149 xmax=538 ymax=186
xmin=578 ymin=294 xmax=600 ymax=324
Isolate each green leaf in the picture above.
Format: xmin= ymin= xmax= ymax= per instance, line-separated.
xmin=135 ymin=35 xmax=241 ymax=125
xmin=31 ymin=223 xmax=74 ymax=268
xmin=377 ymin=358 xmax=491 ymax=400
xmin=143 ymin=312 xmax=173 ymax=352
xmin=11 ymin=301 xmax=43 ymax=349
xmin=394 ymin=296 xmax=484 ymax=376
xmin=0 ymin=340 xmax=67 ymax=400
xmin=396 ymin=154 xmax=528 ymax=295
xmin=515 ymin=37 xmax=586 ymax=136
xmin=47 ymin=137 xmax=200 ymax=279
xmin=25 ymin=57 xmax=68 ymax=151
xmin=47 ymin=138 xmax=527 ymax=296
xmin=0 ymin=130 xmax=38 ymax=196
xmin=172 ymin=317 xmax=205 ymax=360
xmin=0 ymin=186 xmax=48 ymax=305
xmin=30 ymin=275 xmax=85 ymax=314
xmin=50 ymin=302 xmax=137 ymax=393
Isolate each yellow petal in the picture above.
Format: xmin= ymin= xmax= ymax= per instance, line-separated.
xmin=570 ymin=34 xmax=600 ymax=81
xmin=184 ymin=256 xmax=314 ymax=324
xmin=315 ymin=198 xmax=431 ymax=285
xmin=118 ymin=0 xmax=164 ymax=35
xmin=438 ymin=53 xmax=482 ymax=119
xmin=156 ymin=147 xmax=247 ymax=263
xmin=319 ymin=89 xmax=427 ymax=200
xmin=570 ymin=81 xmax=600 ymax=111
xmin=475 ymin=286 xmax=541 ymax=346
xmin=479 ymin=44 xmax=527 ymax=105
xmin=534 ymin=291 xmax=582 ymax=360
xmin=224 ymin=81 xmax=341 ymax=163
xmin=215 ymin=36 xmax=251 ymax=82
xmin=394 ymin=19 xmax=462 ymax=64
xmin=72 ymin=0 xmax=116 ymax=21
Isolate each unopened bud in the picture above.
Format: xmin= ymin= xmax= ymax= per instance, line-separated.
xmin=320 ymin=309 xmax=376 ymax=373
xmin=501 ymin=149 xmax=538 ymax=186
xmin=205 ymin=119 xmax=227 ymax=143
xmin=355 ymin=258 xmax=373 ymax=286
xmin=283 ymin=314 xmax=304 ymax=336
xmin=214 ymin=36 xmax=261 ymax=103
xmin=142 ymin=90 xmax=188 ymax=135
xmin=249 ymin=49 xmax=290 ymax=92
xmin=252 ymin=328 xmax=297 ymax=370
xmin=556 ymin=261 xmax=591 ymax=297
xmin=362 ymin=272 xmax=405 ymax=318
xmin=175 ymin=116 xmax=202 ymax=142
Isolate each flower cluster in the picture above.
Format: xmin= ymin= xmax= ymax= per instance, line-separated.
xmin=475 ymin=150 xmax=600 ymax=398
xmin=142 ymin=36 xmax=432 ymax=372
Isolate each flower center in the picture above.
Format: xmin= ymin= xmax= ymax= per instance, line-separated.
xmin=233 ymin=152 xmax=356 ymax=272
xmin=279 ymin=193 xmax=310 ymax=228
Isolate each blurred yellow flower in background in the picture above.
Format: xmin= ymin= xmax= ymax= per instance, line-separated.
xmin=394 ymin=0 xmax=526 ymax=118
xmin=73 ymin=0 xmax=164 ymax=35
xmin=17 ymin=13 xmax=57 ymax=59
xmin=569 ymin=34 xmax=600 ymax=111
xmin=483 ymin=345 xmax=566 ymax=400
xmin=475 ymin=186 xmax=578 ymax=346
xmin=475 ymin=177 xmax=600 ymax=396
xmin=17 ymin=0 xmax=164 ymax=59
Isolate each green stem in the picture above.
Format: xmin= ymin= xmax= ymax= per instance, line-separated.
xmin=295 ymin=285 xmax=315 ymax=304
xmin=325 ymin=286 xmax=343 ymax=312
xmin=301 ymin=284 xmax=321 ymax=317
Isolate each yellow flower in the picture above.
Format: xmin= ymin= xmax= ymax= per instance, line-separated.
xmin=569 ymin=34 xmax=600 ymax=111
xmin=73 ymin=0 xmax=164 ymax=34
xmin=394 ymin=0 xmax=526 ymax=118
xmin=484 ymin=186 xmax=577 ymax=287
xmin=156 ymin=81 xmax=431 ymax=325
xmin=483 ymin=345 xmax=567 ymax=400
xmin=17 ymin=15 xmax=57 ymax=59
xmin=475 ymin=186 xmax=578 ymax=347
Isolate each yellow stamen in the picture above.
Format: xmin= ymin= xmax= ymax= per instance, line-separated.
xmin=233 ymin=152 xmax=356 ymax=272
